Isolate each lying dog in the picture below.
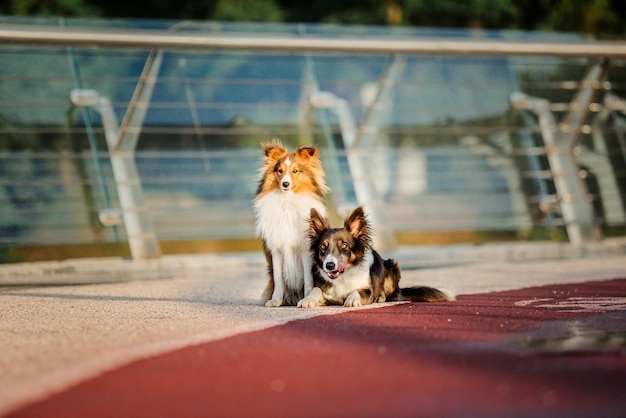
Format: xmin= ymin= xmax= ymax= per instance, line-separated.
xmin=298 ymin=206 xmax=451 ymax=308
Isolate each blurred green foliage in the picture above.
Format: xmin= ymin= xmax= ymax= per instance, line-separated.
xmin=2 ymin=0 xmax=100 ymax=17
xmin=2 ymin=0 xmax=626 ymax=37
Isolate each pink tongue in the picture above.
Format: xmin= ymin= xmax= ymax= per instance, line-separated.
xmin=338 ymin=261 xmax=346 ymax=273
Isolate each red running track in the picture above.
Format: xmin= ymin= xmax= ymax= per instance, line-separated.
xmin=9 ymin=279 xmax=626 ymax=418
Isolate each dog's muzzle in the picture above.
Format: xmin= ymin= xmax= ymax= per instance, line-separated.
xmin=324 ymin=260 xmax=346 ymax=280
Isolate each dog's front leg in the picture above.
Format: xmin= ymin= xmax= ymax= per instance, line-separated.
xmin=265 ymin=251 xmax=284 ymax=307
xmin=301 ymin=251 xmax=314 ymax=298
xmin=344 ymin=290 xmax=363 ymax=307
xmin=297 ymin=287 xmax=323 ymax=308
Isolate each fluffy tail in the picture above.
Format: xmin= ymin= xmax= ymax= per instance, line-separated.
xmin=396 ymin=286 xmax=452 ymax=302
xmin=382 ymin=258 xmax=451 ymax=303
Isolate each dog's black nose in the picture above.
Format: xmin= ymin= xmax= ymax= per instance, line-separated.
xmin=325 ymin=261 xmax=336 ymax=271
xmin=282 ymin=181 xmax=290 ymax=189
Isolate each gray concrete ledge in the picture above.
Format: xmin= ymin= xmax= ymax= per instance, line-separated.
xmin=1 ymin=238 xmax=624 ymax=285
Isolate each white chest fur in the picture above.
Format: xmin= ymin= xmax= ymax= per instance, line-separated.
xmin=254 ymin=190 xmax=326 ymax=251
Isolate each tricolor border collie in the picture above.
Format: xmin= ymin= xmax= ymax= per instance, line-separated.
xmin=254 ymin=139 xmax=329 ymax=307
xmin=298 ymin=206 xmax=451 ymax=308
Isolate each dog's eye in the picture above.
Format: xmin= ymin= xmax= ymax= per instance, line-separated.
xmin=292 ymin=168 xmax=298 ymax=174
xmin=319 ymin=243 xmax=327 ymax=251
xmin=276 ymin=168 xmax=283 ymax=174
xmin=340 ymin=243 xmax=348 ymax=250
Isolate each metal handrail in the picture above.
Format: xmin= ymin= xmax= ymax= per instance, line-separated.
xmin=1 ymin=23 xmax=626 ymax=57
xmin=2 ymin=21 xmax=625 ymax=253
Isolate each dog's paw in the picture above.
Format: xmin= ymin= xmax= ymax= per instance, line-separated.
xmin=297 ymin=297 xmax=317 ymax=308
xmin=344 ymin=294 xmax=362 ymax=307
xmin=265 ymin=299 xmax=283 ymax=308
xmin=375 ymin=292 xmax=387 ymax=303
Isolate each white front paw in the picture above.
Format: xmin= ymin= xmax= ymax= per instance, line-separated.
xmin=344 ymin=293 xmax=362 ymax=307
xmin=265 ymin=299 xmax=283 ymax=307
xmin=297 ymin=297 xmax=318 ymax=308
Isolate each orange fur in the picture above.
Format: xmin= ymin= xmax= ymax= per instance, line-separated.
xmin=256 ymin=139 xmax=329 ymax=200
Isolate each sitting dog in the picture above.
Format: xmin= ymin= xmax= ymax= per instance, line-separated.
xmin=254 ymin=139 xmax=329 ymax=307
xmin=298 ymin=206 xmax=451 ymax=308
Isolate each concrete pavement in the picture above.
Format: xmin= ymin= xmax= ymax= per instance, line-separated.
xmin=0 ymin=239 xmax=625 ymax=416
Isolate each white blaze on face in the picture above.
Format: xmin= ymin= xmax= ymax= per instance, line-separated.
xmin=322 ymin=253 xmax=346 ymax=280
xmin=280 ymin=157 xmax=293 ymax=191
xmin=323 ymin=254 xmax=339 ymax=273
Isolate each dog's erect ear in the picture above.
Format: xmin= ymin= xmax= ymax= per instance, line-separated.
xmin=345 ymin=206 xmax=370 ymax=241
xmin=308 ymin=208 xmax=329 ymax=239
xmin=295 ymin=146 xmax=319 ymax=160
xmin=262 ymin=139 xmax=287 ymax=161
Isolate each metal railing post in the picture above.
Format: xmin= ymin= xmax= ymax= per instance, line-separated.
xmin=510 ymin=60 xmax=607 ymax=245
xmin=69 ymin=50 xmax=163 ymax=260
xmin=70 ymin=89 xmax=161 ymax=260
xmin=71 ymin=50 xmax=163 ymax=260
xmin=310 ymin=92 xmax=396 ymax=252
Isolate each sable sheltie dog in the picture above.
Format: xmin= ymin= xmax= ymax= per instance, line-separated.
xmin=298 ymin=206 xmax=451 ymax=308
xmin=254 ymin=139 xmax=329 ymax=307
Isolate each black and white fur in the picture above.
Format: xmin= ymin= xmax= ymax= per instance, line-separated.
xmin=298 ymin=206 xmax=451 ymax=308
